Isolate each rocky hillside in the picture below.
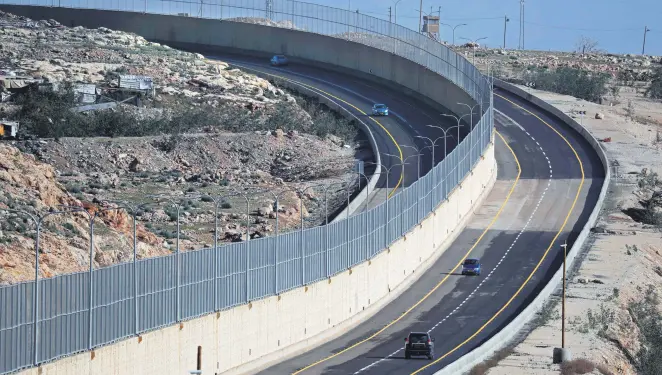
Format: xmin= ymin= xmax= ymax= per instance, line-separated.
xmin=0 ymin=143 xmax=169 ymax=285
xmin=0 ymin=11 xmax=366 ymax=285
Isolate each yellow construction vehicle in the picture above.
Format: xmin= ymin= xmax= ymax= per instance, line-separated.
xmin=0 ymin=120 xmax=18 ymax=139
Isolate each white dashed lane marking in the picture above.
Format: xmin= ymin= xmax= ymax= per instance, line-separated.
xmin=353 ymin=112 xmax=553 ymax=374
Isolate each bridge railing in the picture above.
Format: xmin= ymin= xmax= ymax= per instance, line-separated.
xmin=0 ymin=1 xmax=494 ymax=373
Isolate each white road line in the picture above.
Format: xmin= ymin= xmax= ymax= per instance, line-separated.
xmin=353 ymin=109 xmax=553 ymax=375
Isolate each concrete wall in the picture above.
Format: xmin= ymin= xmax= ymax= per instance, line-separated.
xmin=433 ymin=81 xmax=611 ymax=375
xmin=0 ymin=5 xmax=497 ymax=374
xmin=0 ymin=5 xmax=478 ymax=117
xmin=15 ymin=144 xmax=495 ymax=375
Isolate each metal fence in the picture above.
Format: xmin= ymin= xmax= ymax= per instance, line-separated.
xmin=0 ymin=0 xmax=493 ymax=373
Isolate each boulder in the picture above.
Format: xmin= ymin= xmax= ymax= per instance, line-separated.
xmin=595 ymin=112 xmax=605 ymax=120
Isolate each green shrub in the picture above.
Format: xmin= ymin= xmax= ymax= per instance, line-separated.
xmin=524 ymin=67 xmax=610 ymax=103
xmin=201 ymin=196 xmax=214 ymax=203
xmin=646 ymin=66 xmax=662 ymax=99
xmin=221 ymin=202 xmax=232 ymax=209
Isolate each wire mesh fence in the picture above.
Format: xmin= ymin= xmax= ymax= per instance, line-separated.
xmin=0 ymin=0 xmax=493 ymax=373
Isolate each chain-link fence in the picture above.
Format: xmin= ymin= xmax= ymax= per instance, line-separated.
xmin=0 ymin=0 xmax=494 ymax=373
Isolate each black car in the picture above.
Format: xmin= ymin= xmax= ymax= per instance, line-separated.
xmin=404 ymin=332 xmax=435 ymax=359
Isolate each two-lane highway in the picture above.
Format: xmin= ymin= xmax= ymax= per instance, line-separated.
xmin=212 ymin=53 xmax=603 ymax=375
xmin=209 ymin=53 xmax=470 ymax=212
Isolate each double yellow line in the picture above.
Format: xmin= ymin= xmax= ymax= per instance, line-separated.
xmin=291 ymin=130 xmax=520 ymax=374
xmin=223 ymin=61 xmax=404 ymax=198
xmin=411 ymin=93 xmax=585 ymax=374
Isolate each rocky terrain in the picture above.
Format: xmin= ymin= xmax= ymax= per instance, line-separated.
xmin=0 ymin=11 xmax=365 ymax=285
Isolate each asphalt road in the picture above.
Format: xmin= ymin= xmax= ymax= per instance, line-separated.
xmin=213 ymin=54 xmax=604 ymax=375
xmin=208 ymin=52 xmax=470 ymax=213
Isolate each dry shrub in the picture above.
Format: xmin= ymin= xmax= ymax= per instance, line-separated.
xmin=468 ymin=348 xmax=514 ymax=375
xmin=560 ymin=358 xmax=596 ymax=375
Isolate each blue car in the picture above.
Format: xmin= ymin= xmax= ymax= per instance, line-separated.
xmin=461 ymin=258 xmax=481 ymax=276
xmin=372 ymin=103 xmax=389 ymax=116
xmin=270 ymin=54 xmax=289 ymax=66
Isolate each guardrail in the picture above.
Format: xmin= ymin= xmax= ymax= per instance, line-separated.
xmin=434 ymin=80 xmax=611 ymax=375
xmin=0 ymin=1 xmax=493 ymax=373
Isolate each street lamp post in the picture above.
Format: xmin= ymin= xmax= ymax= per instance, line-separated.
xmin=553 ymin=240 xmax=572 ymax=363
xmin=392 ymin=0 xmax=402 ymax=24
xmin=383 ymin=152 xmax=422 ymax=235
xmin=459 ymin=37 xmax=488 ymax=65
xmin=457 ymin=102 xmax=482 ymax=131
xmin=440 ymin=23 xmax=466 ymax=46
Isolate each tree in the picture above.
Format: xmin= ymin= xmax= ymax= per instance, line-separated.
xmin=575 ymin=35 xmax=600 ymax=55
xmin=646 ymin=66 xmax=662 ymax=99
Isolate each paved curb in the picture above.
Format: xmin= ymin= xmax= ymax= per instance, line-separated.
xmin=434 ymin=80 xmax=611 ymax=375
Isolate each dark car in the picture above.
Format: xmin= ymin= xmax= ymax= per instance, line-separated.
xmin=270 ymin=54 xmax=289 ymax=66
xmin=461 ymin=258 xmax=481 ymax=276
xmin=404 ymin=332 xmax=435 ymax=359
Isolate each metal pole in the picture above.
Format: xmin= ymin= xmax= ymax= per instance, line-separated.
xmin=325 ymin=187 xmax=329 ymax=278
xmin=132 ymin=209 xmax=138 ymax=334
xmin=88 ymin=217 xmax=94 ymax=350
xmin=246 ymin=197 xmax=250 ymax=301
xmin=503 ymin=16 xmax=507 ymax=49
xmin=642 ymin=26 xmax=650 ymax=55
xmin=34 ymin=221 xmax=41 ymax=365
xmin=300 ymin=191 xmax=305 ymax=285
xmin=562 ymin=241 xmax=567 ymax=348
xmin=214 ymin=200 xmax=219 ymax=310
xmin=385 ymin=170 xmax=389 ymax=248
xmin=275 ymin=196 xmax=280 ymax=293
xmin=176 ymin=204 xmax=180 ymax=322
xmin=418 ymin=0 xmax=422 ymax=32
xmin=346 ymin=185 xmax=350 ymax=266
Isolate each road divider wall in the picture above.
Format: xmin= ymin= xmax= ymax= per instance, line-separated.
xmin=17 ymin=145 xmax=495 ymax=375
xmin=0 ymin=4 xmax=496 ymax=375
xmin=433 ymin=80 xmax=611 ymax=375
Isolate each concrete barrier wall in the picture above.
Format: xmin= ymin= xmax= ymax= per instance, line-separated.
xmin=433 ymin=81 xmax=611 ymax=375
xmin=0 ymin=5 xmax=496 ymax=374
xmin=16 ymin=144 xmax=495 ymax=375
xmin=0 ymin=5 xmax=478 ymax=117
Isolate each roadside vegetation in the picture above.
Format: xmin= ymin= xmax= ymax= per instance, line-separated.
xmin=522 ymin=67 xmax=610 ymax=103
xmin=10 ymin=83 xmax=358 ymax=142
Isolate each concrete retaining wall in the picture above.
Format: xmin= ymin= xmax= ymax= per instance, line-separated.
xmin=433 ymin=81 xmax=611 ymax=375
xmin=17 ymin=144 xmax=496 ymax=375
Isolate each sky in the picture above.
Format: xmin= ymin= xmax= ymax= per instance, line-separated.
xmin=304 ymin=0 xmax=662 ymax=55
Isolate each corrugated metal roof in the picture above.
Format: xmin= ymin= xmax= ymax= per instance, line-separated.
xmin=118 ymin=75 xmax=153 ymax=90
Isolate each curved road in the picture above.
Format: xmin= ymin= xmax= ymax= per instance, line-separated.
xmin=216 ymin=55 xmax=603 ymax=375
xmin=211 ymin=52 xmax=470 ymax=212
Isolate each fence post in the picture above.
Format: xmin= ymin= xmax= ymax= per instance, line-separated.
xmin=33 ymin=221 xmax=41 ymax=366
xmin=88 ymin=217 xmax=94 ymax=350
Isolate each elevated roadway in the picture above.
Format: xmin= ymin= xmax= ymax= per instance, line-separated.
xmin=211 ymin=53 xmax=469 ymax=215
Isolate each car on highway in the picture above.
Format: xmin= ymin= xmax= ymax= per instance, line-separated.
xmin=404 ymin=332 xmax=435 ymax=359
xmin=270 ymin=54 xmax=289 ymax=66
xmin=461 ymin=258 xmax=481 ymax=276
xmin=371 ymin=103 xmax=389 ymax=116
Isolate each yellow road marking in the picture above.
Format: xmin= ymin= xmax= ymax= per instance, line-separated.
xmin=291 ymin=130 xmax=521 ymax=374
xmin=410 ymin=93 xmax=586 ymax=374
xmin=224 ymin=61 xmax=404 ymax=198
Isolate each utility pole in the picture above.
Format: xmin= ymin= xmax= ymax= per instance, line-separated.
xmin=522 ymin=0 xmax=525 ymax=49
xmin=518 ymin=0 xmax=525 ymax=49
xmin=418 ymin=0 xmax=423 ymax=32
xmin=389 ymin=6 xmax=392 ymax=23
xmin=642 ymin=26 xmax=651 ymax=55
xmin=503 ymin=15 xmax=509 ymax=49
